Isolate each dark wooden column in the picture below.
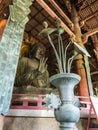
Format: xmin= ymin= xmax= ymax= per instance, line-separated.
xmin=91 ymin=34 xmax=98 ymax=63
xmin=71 ymin=2 xmax=90 ymax=98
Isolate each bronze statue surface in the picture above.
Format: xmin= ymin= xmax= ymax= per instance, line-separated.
xmin=14 ymin=42 xmax=50 ymax=93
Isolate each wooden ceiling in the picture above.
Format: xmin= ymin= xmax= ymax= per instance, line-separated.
xmin=0 ymin=0 xmax=98 ymax=45
xmin=0 ymin=0 xmax=98 ymax=88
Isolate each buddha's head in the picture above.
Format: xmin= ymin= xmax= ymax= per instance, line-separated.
xmin=29 ymin=43 xmax=46 ymax=60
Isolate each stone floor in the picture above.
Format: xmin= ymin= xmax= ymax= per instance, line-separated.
xmin=3 ymin=117 xmax=90 ymax=130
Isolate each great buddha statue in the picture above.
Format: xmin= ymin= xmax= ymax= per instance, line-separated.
xmin=14 ymin=33 xmax=50 ymax=93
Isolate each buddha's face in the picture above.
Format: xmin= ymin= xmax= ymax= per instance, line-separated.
xmin=35 ymin=47 xmax=45 ymax=60
xmin=29 ymin=43 xmax=46 ymax=60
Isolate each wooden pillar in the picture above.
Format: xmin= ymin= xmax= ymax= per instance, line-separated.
xmin=91 ymin=34 xmax=98 ymax=63
xmin=71 ymin=2 xmax=89 ymax=98
xmin=0 ymin=115 xmax=4 ymax=130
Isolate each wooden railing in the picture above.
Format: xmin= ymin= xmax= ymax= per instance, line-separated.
xmin=10 ymin=94 xmax=48 ymax=110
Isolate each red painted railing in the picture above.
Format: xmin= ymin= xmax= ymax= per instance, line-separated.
xmin=10 ymin=94 xmax=48 ymax=110
xmin=10 ymin=94 xmax=91 ymax=111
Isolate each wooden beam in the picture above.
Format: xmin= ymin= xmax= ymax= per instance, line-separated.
xmin=63 ymin=0 xmax=71 ymax=13
xmin=89 ymin=61 xmax=98 ymax=71
xmin=48 ymin=0 xmax=74 ymax=29
xmin=36 ymin=0 xmax=76 ymax=40
xmin=91 ymin=71 xmax=98 ymax=76
xmin=82 ymin=27 xmax=98 ymax=44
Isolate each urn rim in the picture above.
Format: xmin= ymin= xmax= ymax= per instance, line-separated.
xmin=50 ymin=73 xmax=81 ymax=82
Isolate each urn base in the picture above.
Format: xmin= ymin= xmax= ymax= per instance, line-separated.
xmin=60 ymin=122 xmax=78 ymax=130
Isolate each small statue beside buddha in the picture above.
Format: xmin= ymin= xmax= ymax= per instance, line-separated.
xmin=14 ymin=32 xmax=50 ymax=93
